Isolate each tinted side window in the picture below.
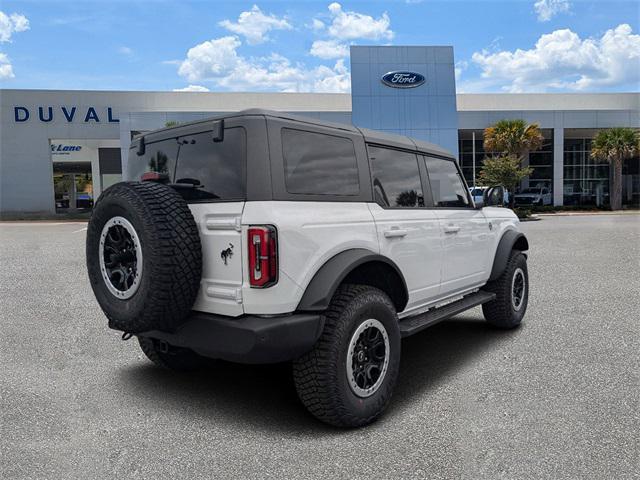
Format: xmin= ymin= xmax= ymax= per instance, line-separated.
xmin=127 ymin=138 xmax=179 ymax=182
xmin=368 ymin=146 xmax=424 ymax=208
xmin=282 ymin=128 xmax=359 ymax=195
xmin=175 ymin=127 xmax=246 ymax=201
xmin=424 ymin=157 xmax=470 ymax=207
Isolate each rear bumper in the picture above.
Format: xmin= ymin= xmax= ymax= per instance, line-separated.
xmin=137 ymin=311 xmax=324 ymax=364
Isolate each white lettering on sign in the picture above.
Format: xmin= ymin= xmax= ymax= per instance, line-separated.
xmin=392 ymin=73 xmax=416 ymax=84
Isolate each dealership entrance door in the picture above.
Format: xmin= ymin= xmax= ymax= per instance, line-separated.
xmin=50 ymin=139 xmax=122 ymax=213
xmin=53 ymin=162 xmax=93 ymax=212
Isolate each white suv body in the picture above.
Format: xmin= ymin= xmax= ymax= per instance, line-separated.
xmin=88 ymin=110 xmax=529 ymax=427
xmin=192 ymin=201 xmax=518 ymax=318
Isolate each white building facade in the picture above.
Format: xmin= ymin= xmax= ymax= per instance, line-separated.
xmin=1 ymin=46 xmax=638 ymax=215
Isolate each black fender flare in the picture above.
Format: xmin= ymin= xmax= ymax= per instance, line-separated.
xmin=296 ymin=249 xmax=408 ymax=312
xmin=489 ymin=230 xmax=529 ymax=281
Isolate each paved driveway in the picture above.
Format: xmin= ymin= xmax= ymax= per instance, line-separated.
xmin=1 ymin=215 xmax=638 ymax=479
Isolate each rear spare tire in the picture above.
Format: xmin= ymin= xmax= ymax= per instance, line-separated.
xmin=86 ymin=181 xmax=202 ymax=333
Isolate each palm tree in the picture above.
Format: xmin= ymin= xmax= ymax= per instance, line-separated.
xmin=483 ymin=119 xmax=544 ymax=159
xmin=481 ymin=119 xmax=544 ymax=208
xmin=590 ymin=128 xmax=640 ymax=210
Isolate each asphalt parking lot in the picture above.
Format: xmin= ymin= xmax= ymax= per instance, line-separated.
xmin=1 ymin=214 xmax=638 ymax=479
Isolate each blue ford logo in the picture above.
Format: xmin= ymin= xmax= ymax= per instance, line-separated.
xmin=381 ymin=71 xmax=426 ymax=88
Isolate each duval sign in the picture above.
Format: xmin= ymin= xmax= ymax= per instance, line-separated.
xmin=381 ymin=71 xmax=426 ymax=88
xmin=13 ymin=106 xmax=119 ymax=123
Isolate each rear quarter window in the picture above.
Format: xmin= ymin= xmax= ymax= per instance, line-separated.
xmin=281 ymin=128 xmax=359 ymax=195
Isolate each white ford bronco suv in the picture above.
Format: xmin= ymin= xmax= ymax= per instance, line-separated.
xmin=86 ymin=109 xmax=529 ymax=427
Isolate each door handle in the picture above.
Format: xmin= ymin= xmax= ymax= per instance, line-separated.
xmin=443 ymin=224 xmax=460 ymax=234
xmin=384 ymin=228 xmax=408 ymax=238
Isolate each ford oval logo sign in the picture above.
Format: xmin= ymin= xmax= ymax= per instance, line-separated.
xmin=381 ymin=71 xmax=426 ymax=88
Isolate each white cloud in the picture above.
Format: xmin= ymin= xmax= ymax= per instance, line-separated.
xmin=0 ymin=52 xmax=14 ymax=79
xmin=310 ymin=18 xmax=325 ymax=32
xmin=214 ymin=53 xmax=350 ymax=93
xmin=471 ymin=24 xmax=640 ymax=92
xmin=219 ymin=5 xmax=291 ymax=45
xmin=177 ymin=36 xmax=350 ymax=92
xmin=173 ymin=85 xmax=210 ymax=92
xmin=307 ymin=3 xmax=393 ymax=59
xmin=118 ymin=46 xmax=133 ymax=56
xmin=310 ymin=39 xmax=349 ymax=59
xmin=178 ymin=36 xmax=243 ymax=82
xmin=325 ymin=3 xmax=393 ymax=41
xmin=533 ymin=0 xmax=571 ymax=22
xmin=0 ymin=11 xmax=29 ymax=43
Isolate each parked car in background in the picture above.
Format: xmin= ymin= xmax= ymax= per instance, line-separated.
xmin=514 ymin=186 xmax=552 ymax=206
xmin=469 ymin=186 xmax=509 ymax=207
xmin=76 ymin=193 xmax=93 ymax=209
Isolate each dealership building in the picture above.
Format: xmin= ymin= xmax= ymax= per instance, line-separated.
xmin=1 ymin=45 xmax=638 ymax=215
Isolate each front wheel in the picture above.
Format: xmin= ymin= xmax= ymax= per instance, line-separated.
xmin=293 ymin=284 xmax=401 ymax=427
xmin=482 ymin=250 xmax=529 ymax=328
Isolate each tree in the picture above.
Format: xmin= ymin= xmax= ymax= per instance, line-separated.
xmin=590 ymin=127 xmax=640 ymax=211
xmin=483 ymin=119 xmax=544 ymax=159
xmin=480 ymin=119 xmax=544 ymax=208
xmin=478 ymin=156 xmax=533 ymax=208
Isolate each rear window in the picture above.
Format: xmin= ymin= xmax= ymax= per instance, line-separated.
xmin=281 ymin=128 xmax=359 ymax=195
xmin=175 ymin=127 xmax=246 ymax=201
xmin=127 ymin=127 xmax=246 ymax=202
xmin=128 ymin=138 xmax=179 ymax=182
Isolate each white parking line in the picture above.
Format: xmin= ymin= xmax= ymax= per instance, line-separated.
xmin=0 ymin=222 xmax=88 ymax=227
xmin=72 ymin=227 xmax=88 ymax=233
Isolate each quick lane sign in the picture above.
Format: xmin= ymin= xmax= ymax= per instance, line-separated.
xmin=51 ymin=144 xmax=82 ymax=154
xmin=381 ymin=71 xmax=426 ymax=88
xmin=14 ymin=106 xmax=119 ymax=123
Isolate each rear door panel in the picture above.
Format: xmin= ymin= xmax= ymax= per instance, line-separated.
xmin=189 ymin=202 xmax=245 ymax=317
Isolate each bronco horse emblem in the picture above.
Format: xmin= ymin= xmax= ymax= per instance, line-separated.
xmin=220 ymin=243 xmax=234 ymax=265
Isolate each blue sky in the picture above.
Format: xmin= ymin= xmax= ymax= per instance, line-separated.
xmin=0 ymin=0 xmax=638 ymax=93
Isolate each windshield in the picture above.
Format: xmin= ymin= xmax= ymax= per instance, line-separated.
xmin=520 ymin=188 xmax=540 ymax=194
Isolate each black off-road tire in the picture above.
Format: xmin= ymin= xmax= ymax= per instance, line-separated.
xmin=86 ymin=181 xmax=202 ymax=333
xmin=482 ymin=250 xmax=529 ymax=329
xmin=138 ymin=337 xmax=204 ymax=371
xmin=293 ymin=284 xmax=401 ymax=428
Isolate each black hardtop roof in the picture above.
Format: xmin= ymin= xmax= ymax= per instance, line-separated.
xmin=132 ymin=108 xmax=453 ymax=159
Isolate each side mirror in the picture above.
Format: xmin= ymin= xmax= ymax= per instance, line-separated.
xmin=483 ymin=185 xmax=505 ymax=207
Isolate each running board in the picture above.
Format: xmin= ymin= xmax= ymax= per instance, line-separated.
xmin=399 ymin=291 xmax=496 ymax=338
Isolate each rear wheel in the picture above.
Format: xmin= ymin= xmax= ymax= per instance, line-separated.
xmin=293 ymin=284 xmax=401 ymax=427
xmin=482 ymin=250 xmax=529 ymax=329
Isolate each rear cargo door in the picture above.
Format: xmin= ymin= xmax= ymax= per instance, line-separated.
xmin=173 ymin=121 xmax=248 ymax=316
xmin=189 ymin=203 xmax=245 ymax=316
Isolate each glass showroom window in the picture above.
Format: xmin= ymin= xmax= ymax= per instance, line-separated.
xmin=458 ymin=128 xmax=553 ymax=194
xmin=563 ymin=138 xmax=610 ymax=207
xmin=528 ymin=129 xmax=553 ymax=193
xmin=458 ymin=130 xmax=487 ymax=186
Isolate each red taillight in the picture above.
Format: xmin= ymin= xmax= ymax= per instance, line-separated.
xmin=248 ymin=225 xmax=278 ymax=288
